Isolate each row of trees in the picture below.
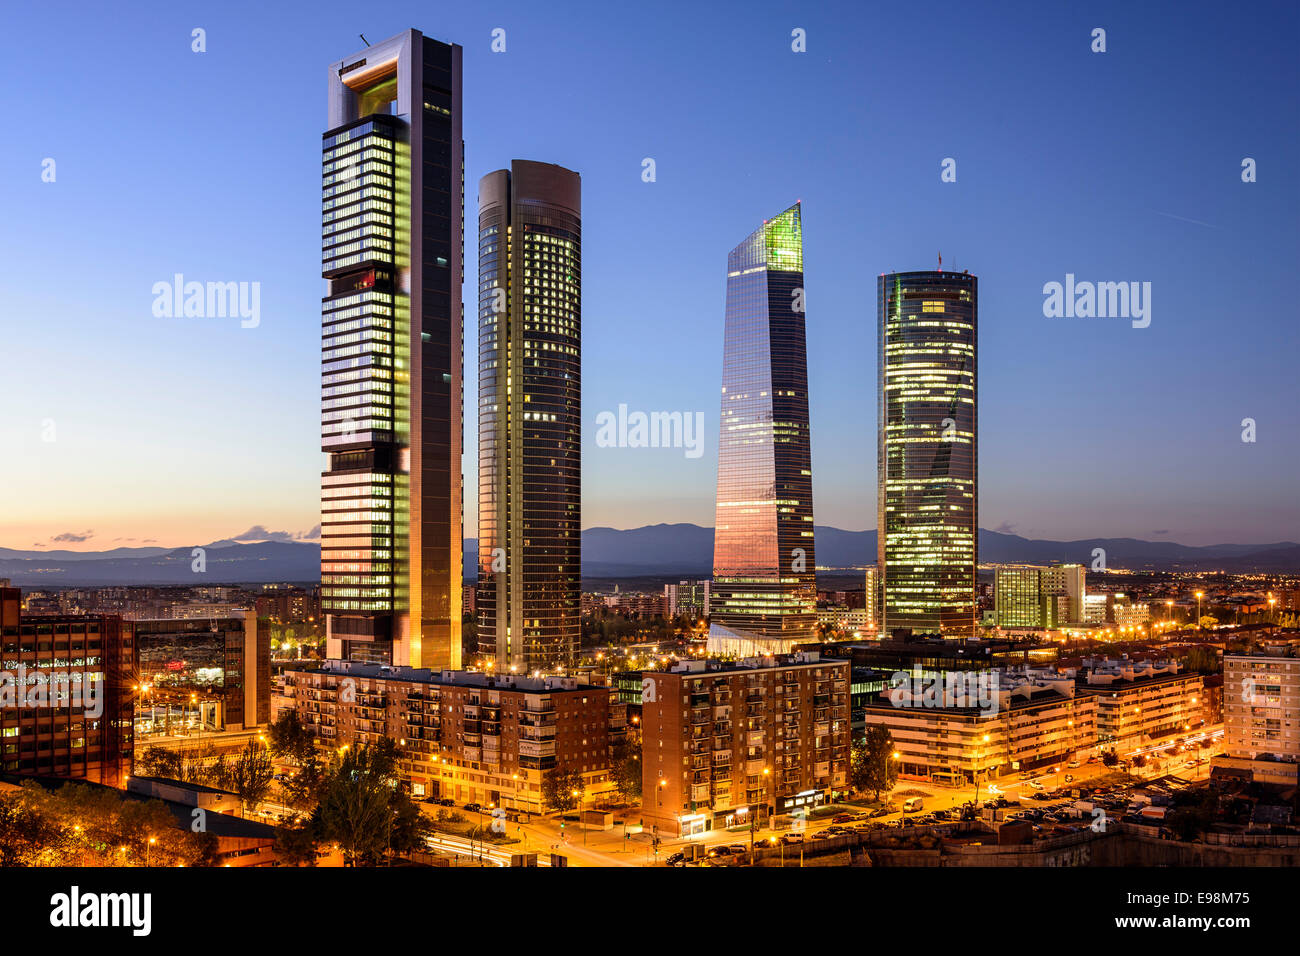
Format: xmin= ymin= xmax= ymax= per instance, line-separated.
xmin=137 ymin=740 xmax=275 ymax=817
xmin=0 ymin=782 xmax=218 ymax=867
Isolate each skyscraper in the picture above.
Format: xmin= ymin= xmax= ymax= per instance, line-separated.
xmin=710 ymin=203 xmax=816 ymax=656
xmin=477 ymin=162 xmax=582 ymax=673
xmin=320 ymin=30 xmax=464 ymax=669
xmin=877 ymin=270 xmax=977 ymax=638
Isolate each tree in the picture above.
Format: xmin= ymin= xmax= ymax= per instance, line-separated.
xmin=137 ymin=746 xmax=183 ymax=780
xmin=273 ymin=821 xmax=321 ymax=867
xmin=1101 ymin=751 xmax=1119 ymax=768
xmin=311 ymin=742 xmax=421 ymax=866
xmin=542 ymin=768 xmax=585 ymax=813
xmin=610 ymin=739 xmax=642 ymax=802
xmin=281 ymin=749 xmax=327 ymax=814
xmin=268 ymin=710 xmax=316 ymax=765
xmin=229 ymin=740 xmax=276 ymax=817
xmin=1199 ymin=616 xmax=1219 ymax=629
xmin=853 ymin=724 xmax=898 ymax=800
xmin=0 ymin=790 xmax=58 ymax=866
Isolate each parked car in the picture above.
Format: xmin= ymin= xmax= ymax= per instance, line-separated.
xmin=869 ymin=807 xmax=890 ymax=818
xmin=728 ymin=844 xmax=748 ymax=855
xmin=664 ymin=852 xmax=686 ymax=867
xmin=463 ymin=802 xmax=482 ymax=813
xmin=832 ymin=813 xmax=858 ymax=824
xmin=780 ymin=832 xmax=805 ymax=845
xmin=706 ymin=845 xmax=733 ymax=858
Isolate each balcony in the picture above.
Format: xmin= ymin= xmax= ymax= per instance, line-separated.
xmin=518 ymin=739 xmax=556 ymax=758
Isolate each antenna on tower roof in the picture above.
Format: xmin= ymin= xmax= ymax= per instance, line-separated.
xmin=938 ymin=251 xmax=943 ymax=272
xmin=359 ymin=33 xmax=371 ymax=47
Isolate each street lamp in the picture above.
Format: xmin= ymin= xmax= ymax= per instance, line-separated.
xmin=1195 ymin=591 xmax=1204 ymax=629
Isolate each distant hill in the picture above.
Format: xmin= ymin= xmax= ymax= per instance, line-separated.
xmin=3 ymin=526 xmax=1297 ymax=586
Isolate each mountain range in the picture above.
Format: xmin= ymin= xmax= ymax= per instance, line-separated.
xmin=1 ymin=525 xmax=1298 ymax=586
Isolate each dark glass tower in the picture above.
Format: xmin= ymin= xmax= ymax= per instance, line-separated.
xmin=477 ymin=162 xmax=581 ymax=673
xmin=710 ymin=203 xmax=816 ymax=654
xmin=320 ymin=30 xmax=464 ymax=669
xmin=877 ymin=271 xmax=977 ymax=638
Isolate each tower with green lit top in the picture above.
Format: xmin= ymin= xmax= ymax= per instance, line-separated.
xmin=710 ymin=203 xmax=817 ymax=654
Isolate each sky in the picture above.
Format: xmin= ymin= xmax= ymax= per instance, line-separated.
xmin=1 ymin=0 xmax=1297 ymax=551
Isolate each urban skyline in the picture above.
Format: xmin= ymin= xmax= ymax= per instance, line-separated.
xmin=5 ymin=1 xmax=1297 ymax=552
xmin=2 ymin=5 xmax=1299 ymax=916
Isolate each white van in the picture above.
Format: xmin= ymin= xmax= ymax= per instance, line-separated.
xmin=903 ymin=797 xmax=924 ymax=813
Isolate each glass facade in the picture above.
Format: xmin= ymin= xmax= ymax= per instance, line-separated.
xmin=711 ymin=203 xmax=816 ymax=647
xmin=477 ymin=162 xmax=582 ymax=673
xmin=320 ymin=31 xmax=463 ymax=669
xmin=877 ymin=271 xmax=977 ymax=638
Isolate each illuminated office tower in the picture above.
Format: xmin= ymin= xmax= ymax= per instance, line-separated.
xmin=477 ymin=162 xmax=581 ymax=673
xmin=995 ymin=566 xmax=1044 ymax=627
xmin=710 ymin=203 xmax=816 ymax=656
xmin=877 ymin=271 xmax=977 ymax=638
xmin=320 ymin=30 xmax=464 ymax=669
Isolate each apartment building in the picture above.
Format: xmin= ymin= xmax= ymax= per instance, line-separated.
xmin=1220 ymin=641 xmax=1300 ymax=785
xmin=1074 ymin=658 xmax=1204 ymax=753
xmin=640 ymin=651 xmax=850 ymax=837
xmin=287 ymin=662 xmax=614 ymax=813
xmin=861 ymin=670 xmax=1097 ymax=784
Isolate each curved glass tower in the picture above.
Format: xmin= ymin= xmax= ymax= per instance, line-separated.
xmin=477 ymin=161 xmax=582 ymax=673
xmin=877 ymin=270 xmax=977 ymax=638
xmin=710 ymin=203 xmax=816 ymax=655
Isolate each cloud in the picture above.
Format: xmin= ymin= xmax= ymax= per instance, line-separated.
xmin=993 ymin=521 xmax=1017 ymax=534
xmin=1152 ymin=529 xmax=1170 ymax=536
xmin=231 ymin=525 xmax=319 ymax=543
xmin=50 ymin=530 xmax=94 ymax=543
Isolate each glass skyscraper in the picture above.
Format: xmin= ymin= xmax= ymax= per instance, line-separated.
xmin=710 ymin=203 xmax=816 ymax=655
xmin=320 ymin=30 xmax=464 ymax=669
xmin=877 ymin=271 xmax=977 ymax=638
xmin=477 ymin=162 xmax=581 ymax=673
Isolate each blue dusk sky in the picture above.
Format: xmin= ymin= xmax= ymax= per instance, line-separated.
xmin=1 ymin=0 xmax=1297 ymax=550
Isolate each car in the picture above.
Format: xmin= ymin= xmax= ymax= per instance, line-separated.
xmin=463 ymin=802 xmax=482 ymax=813
xmin=1067 ymin=761 xmax=1080 ymax=769
xmin=1028 ymin=781 xmax=1045 ymax=790
xmin=1032 ymin=792 xmax=1051 ymax=802
xmin=810 ymin=831 xmax=834 ymax=841
xmin=439 ymin=798 xmax=456 ymax=807
xmin=664 ymin=852 xmax=686 ymax=867
xmin=728 ymin=844 xmax=748 ymax=855
xmin=903 ymin=797 xmax=924 ymax=813
xmin=706 ymin=845 xmax=732 ymax=858
xmin=780 ymin=832 xmax=805 ymax=845
xmin=869 ymin=807 xmax=890 ymax=818
xmin=832 ymin=813 xmax=858 ymax=824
